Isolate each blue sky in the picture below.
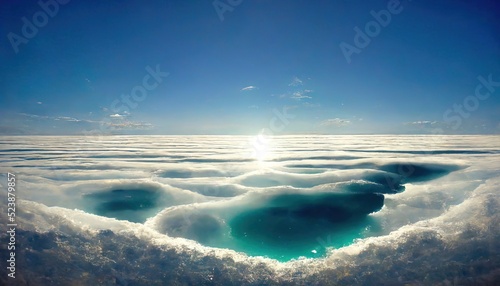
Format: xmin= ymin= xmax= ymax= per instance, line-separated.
xmin=1 ymin=0 xmax=499 ymax=135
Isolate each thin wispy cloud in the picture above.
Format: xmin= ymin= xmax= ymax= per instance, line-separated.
xmin=19 ymin=113 xmax=50 ymax=120
xmin=291 ymin=91 xmax=312 ymax=100
xmin=241 ymin=86 xmax=257 ymax=91
xmin=17 ymin=112 xmax=153 ymax=131
xmin=105 ymin=121 xmax=153 ymax=130
xmin=320 ymin=118 xmax=351 ymax=127
xmin=289 ymin=76 xmax=303 ymax=86
xmin=20 ymin=113 xmax=91 ymax=123
xmin=405 ymin=120 xmax=439 ymax=126
xmin=55 ymin=116 xmax=81 ymax=122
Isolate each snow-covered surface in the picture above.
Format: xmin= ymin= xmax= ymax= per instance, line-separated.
xmin=0 ymin=135 xmax=499 ymax=285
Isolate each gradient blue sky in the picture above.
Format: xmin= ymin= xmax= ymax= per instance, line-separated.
xmin=1 ymin=0 xmax=499 ymax=135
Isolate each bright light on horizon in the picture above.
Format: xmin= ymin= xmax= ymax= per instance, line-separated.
xmin=249 ymin=133 xmax=273 ymax=163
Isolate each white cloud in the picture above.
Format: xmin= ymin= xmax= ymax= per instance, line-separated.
xmin=19 ymin=113 xmax=49 ymax=120
xmin=405 ymin=121 xmax=439 ymax=126
xmin=37 ymin=101 xmax=43 ymax=105
xmin=241 ymin=86 xmax=257 ymax=91
xmin=18 ymin=112 xmax=151 ymax=131
xmin=320 ymin=118 xmax=351 ymax=127
xmin=291 ymin=91 xmax=312 ymax=100
xmin=105 ymin=121 xmax=153 ymax=130
xmin=20 ymin=113 xmax=83 ymax=122
xmin=289 ymin=76 xmax=303 ymax=86
xmin=110 ymin=112 xmax=130 ymax=119
xmin=55 ymin=116 xmax=81 ymax=122
xmin=0 ymin=134 xmax=496 ymax=284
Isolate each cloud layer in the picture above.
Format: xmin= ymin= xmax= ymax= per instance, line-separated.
xmin=0 ymin=135 xmax=498 ymax=284
xmin=241 ymin=86 xmax=258 ymax=91
xmin=321 ymin=118 xmax=351 ymax=127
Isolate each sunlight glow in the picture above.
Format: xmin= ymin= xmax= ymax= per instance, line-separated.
xmin=249 ymin=134 xmax=272 ymax=162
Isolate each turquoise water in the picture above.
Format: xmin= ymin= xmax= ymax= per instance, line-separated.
xmin=229 ymin=192 xmax=383 ymax=261
xmin=83 ymin=188 xmax=167 ymax=223
xmin=79 ymin=161 xmax=459 ymax=261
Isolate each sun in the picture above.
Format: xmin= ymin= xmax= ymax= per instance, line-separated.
xmin=249 ymin=134 xmax=272 ymax=162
